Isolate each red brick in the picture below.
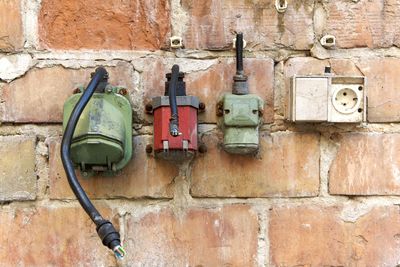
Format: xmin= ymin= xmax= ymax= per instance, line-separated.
xmin=0 ymin=205 xmax=116 ymax=266
xmin=0 ymin=0 xmax=23 ymax=51
xmin=356 ymin=57 xmax=400 ymax=122
xmin=329 ymin=133 xmax=400 ymax=195
xmin=270 ymin=205 xmax=346 ymax=266
xmin=191 ymin=131 xmax=320 ymax=197
xmin=269 ymin=204 xmax=400 ymax=266
xmin=0 ymin=136 xmax=36 ymax=201
xmin=48 ymin=136 xmax=176 ymax=199
xmin=1 ymin=63 xmax=135 ymax=123
xmin=353 ymin=206 xmax=400 ymax=266
xmin=140 ymin=58 xmax=274 ymax=123
xmin=39 ymin=0 xmax=170 ymax=50
xmin=124 ymin=205 xmax=258 ymax=266
xmin=182 ymin=0 xmax=314 ymax=50
xmin=325 ymin=1 xmax=400 ymax=48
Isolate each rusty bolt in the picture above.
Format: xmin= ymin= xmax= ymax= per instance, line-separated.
xmin=216 ymin=102 xmax=224 ymax=117
xmin=145 ymin=103 xmax=153 ymax=113
xmin=145 ymin=144 xmax=153 ymax=154
xmin=199 ymin=102 xmax=206 ymax=111
xmin=72 ymin=88 xmax=81 ymax=94
xmin=119 ymin=88 xmax=128 ymax=95
xmin=198 ymin=144 xmax=207 ymax=153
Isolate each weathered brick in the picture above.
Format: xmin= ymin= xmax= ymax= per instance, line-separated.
xmin=139 ymin=58 xmax=274 ymax=123
xmin=1 ymin=63 xmax=135 ymax=123
xmin=0 ymin=0 xmax=23 ymax=51
xmin=270 ymin=205 xmax=346 ymax=266
xmin=191 ymin=131 xmax=320 ymax=197
xmin=325 ymin=0 xmax=400 ymax=48
xmin=48 ymin=135 xmax=176 ymax=199
xmin=39 ymin=0 xmax=170 ymax=50
xmin=329 ymin=133 xmax=400 ymax=195
xmin=269 ymin=204 xmax=400 ymax=266
xmin=182 ymin=0 xmax=314 ymax=50
xmin=124 ymin=205 xmax=258 ymax=266
xmin=352 ymin=206 xmax=400 ymax=266
xmin=356 ymin=57 xmax=400 ymax=122
xmin=0 ymin=205 xmax=116 ymax=266
xmin=0 ymin=136 xmax=36 ymax=201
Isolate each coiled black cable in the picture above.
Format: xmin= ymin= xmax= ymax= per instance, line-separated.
xmin=60 ymin=66 xmax=125 ymax=258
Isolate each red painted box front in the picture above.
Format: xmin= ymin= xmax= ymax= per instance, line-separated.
xmin=153 ymin=106 xmax=198 ymax=152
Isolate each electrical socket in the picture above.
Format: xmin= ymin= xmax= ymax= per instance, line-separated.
xmin=288 ymin=75 xmax=366 ymax=123
xmin=328 ymin=76 xmax=366 ymax=122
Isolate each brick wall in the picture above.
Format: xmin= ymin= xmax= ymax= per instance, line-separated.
xmin=1 ymin=0 xmax=400 ymax=266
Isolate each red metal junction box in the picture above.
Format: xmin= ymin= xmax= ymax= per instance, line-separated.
xmin=152 ymin=71 xmax=199 ymax=160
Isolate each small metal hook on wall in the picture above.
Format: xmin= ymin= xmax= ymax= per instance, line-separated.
xmin=275 ymin=0 xmax=288 ymax=13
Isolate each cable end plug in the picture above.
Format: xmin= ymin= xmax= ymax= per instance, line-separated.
xmin=96 ymin=220 xmax=126 ymax=259
xmin=113 ymin=245 xmax=126 ymax=259
xmin=169 ymin=115 xmax=181 ymax=137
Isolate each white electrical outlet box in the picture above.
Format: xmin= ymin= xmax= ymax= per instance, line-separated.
xmin=288 ymin=75 xmax=366 ymax=123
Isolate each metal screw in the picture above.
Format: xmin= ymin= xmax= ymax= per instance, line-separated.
xmin=198 ymin=144 xmax=208 ymax=153
xmin=119 ymin=88 xmax=128 ymax=95
xmin=144 ymin=103 xmax=153 ymax=114
xmin=199 ymin=102 xmax=206 ymax=111
xmin=145 ymin=103 xmax=153 ymax=112
xmin=145 ymin=144 xmax=153 ymax=154
xmin=216 ymin=102 xmax=223 ymax=117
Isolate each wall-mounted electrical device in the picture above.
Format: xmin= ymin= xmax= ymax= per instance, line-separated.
xmin=288 ymin=67 xmax=366 ymax=123
xmin=61 ymin=67 xmax=132 ymax=259
xmin=150 ymin=64 xmax=200 ymax=161
xmin=217 ymin=33 xmax=264 ymax=155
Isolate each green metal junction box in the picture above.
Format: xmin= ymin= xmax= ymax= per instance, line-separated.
xmin=219 ymin=33 xmax=265 ymax=155
xmin=221 ymin=93 xmax=264 ymax=154
xmin=63 ymin=85 xmax=132 ymax=175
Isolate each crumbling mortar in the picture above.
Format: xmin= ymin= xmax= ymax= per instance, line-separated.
xmin=251 ymin=204 xmax=269 ymax=267
xmin=34 ymin=137 xmax=49 ymax=200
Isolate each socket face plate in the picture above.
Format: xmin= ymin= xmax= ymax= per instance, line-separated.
xmin=328 ymin=76 xmax=366 ymax=122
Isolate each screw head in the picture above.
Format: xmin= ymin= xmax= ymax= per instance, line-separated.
xmin=145 ymin=103 xmax=153 ymax=113
xmin=145 ymin=144 xmax=153 ymax=154
xmin=216 ymin=102 xmax=223 ymax=117
xmin=199 ymin=102 xmax=206 ymax=111
xmin=119 ymin=88 xmax=128 ymax=95
xmin=198 ymin=144 xmax=207 ymax=153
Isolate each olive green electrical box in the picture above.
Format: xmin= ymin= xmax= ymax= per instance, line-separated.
xmin=63 ymin=85 xmax=132 ymax=175
xmin=219 ymin=33 xmax=264 ymax=155
xmin=220 ymin=94 xmax=264 ymax=154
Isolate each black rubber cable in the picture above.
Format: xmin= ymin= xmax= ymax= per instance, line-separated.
xmin=60 ymin=66 xmax=125 ymax=258
xmin=236 ymin=33 xmax=244 ymax=75
xmin=169 ymin=64 xmax=180 ymax=136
